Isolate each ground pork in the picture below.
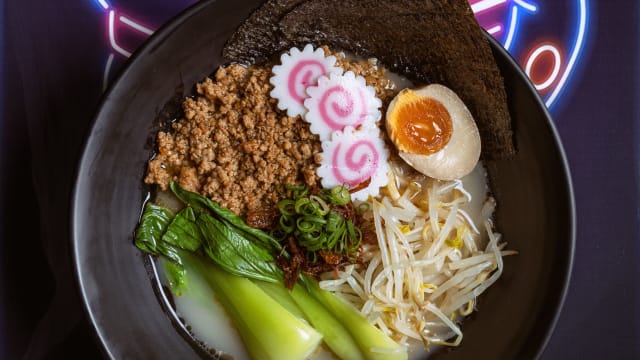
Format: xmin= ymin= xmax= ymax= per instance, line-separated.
xmin=145 ymin=47 xmax=395 ymax=215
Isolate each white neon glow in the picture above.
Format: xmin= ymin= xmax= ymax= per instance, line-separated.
xmin=97 ymin=0 xmax=109 ymax=10
xmin=471 ymin=0 xmax=507 ymax=14
xmin=102 ymin=53 xmax=115 ymax=92
xmin=513 ymin=0 xmax=538 ymax=13
xmin=108 ymin=10 xmax=132 ymax=57
xmin=525 ymin=44 xmax=561 ymax=91
xmin=503 ymin=5 xmax=518 ymax=51
xmin=119 ymin=15 xmax=154 ymax=36
xmin=502 ymin=1 xmax=539 ymax=52
xmin=486 ymin=24 xmax=502 ymax=35
xmin=545 ymin=0 xmax=588 ymax=107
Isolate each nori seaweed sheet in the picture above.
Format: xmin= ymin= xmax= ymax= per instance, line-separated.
xmin=223 ymin=0 xmax=515 ymax=159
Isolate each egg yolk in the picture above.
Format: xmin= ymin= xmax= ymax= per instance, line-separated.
xmin=389 ymin=90 xmax=453 ymax=155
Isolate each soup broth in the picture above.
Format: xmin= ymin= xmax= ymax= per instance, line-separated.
xmin=157 ymin=163 xmax=492 ymax=359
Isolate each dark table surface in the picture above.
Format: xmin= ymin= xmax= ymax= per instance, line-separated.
xmin=2 ymin=0 xmax=638 ymax=358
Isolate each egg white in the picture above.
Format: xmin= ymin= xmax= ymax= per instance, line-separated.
xmin=386 ymin=84 xmax=481 ymax=181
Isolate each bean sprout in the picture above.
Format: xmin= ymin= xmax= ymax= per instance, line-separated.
xmin=319 ymin=167 xmax=517 ymax=348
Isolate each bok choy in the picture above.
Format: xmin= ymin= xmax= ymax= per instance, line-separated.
xmin=136 ymin=202 xmax=321 ymax=359
xmin=180 ymin=250 xmax=322 ymax=360
xmin=135 ymin=182 xmax=407 ymax=360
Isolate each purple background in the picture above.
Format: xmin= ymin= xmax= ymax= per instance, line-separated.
xmin=2 ymin=0 xmax=638 ymax=358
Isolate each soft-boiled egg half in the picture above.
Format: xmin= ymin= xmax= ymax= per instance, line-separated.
xmin=385 ymin=84 xmax=481 ymax=180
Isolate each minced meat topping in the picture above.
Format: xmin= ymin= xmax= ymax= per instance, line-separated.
xmin=145 ymin=47 xmax=396 ymax=215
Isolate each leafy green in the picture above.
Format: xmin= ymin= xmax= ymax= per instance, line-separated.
xmin=170 ymin=181 xmax=281 ymax=253
xmin=328 ymin=185 xmax=351 ymax=206
xmin=134 ymin=183 xmax=407 ymax=360
xmin=162 ymin=207 xmax=202 ymax=252
xmin=256 ymin=280 xmax=364 ymax=360
xmin=135 ymin=202 xmax=187 ymax=294
xmin=289 ymin=282 xmax=365 ymax=360
xmin=275 ymin=185 xmax=361 ymax=259
xmin=134 ymin=202 xmax=174 ymax=255
xmin=255 ymin=281 xmax=306 ymax=320
xmin=161 ymin=257 xmax=187 ymax=294
xmin=179 ymin=250 xmax=322 ymax=360
xmin=305 ymin=277 xmax=407 ymax=360
xmin=196 ymin=212 xmax=282 ymax=284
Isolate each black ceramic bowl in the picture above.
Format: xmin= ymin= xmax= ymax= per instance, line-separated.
xmin=72 ymin=0 xmax=575 ymax=359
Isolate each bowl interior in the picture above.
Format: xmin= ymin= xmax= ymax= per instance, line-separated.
xmin=72 ymin=0 xmax=574 ymax=358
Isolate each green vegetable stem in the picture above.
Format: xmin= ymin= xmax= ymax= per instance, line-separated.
xmin=258 ymin=281 xmax=364 ymax=360
xmin=182 ymin=251 xmax=322 ymax=360
xmin=305 ymin=277 xmax=407 ymax=360
xmin=134 ymin=182 xmax=408 ymax=360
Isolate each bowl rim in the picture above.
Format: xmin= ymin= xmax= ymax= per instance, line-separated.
xmin=70 ymin=1 xmax=223 ymax=357
xmin=70 ymin=0 xmax=576 ymax=358
xmin=484 ymin=35 xmax=576 ymax=358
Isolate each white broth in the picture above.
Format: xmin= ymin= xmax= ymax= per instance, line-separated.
xmin=158 ymin=163 xmax=492 ymax=359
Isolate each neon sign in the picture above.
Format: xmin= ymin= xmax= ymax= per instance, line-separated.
xmin=93 ymin=0 xmax=590 ymax=111
xmin=472 ymin=0 xmax=589 ymax=108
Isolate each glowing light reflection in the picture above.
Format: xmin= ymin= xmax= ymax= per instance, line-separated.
xmin=514 ymin=0 xmax=538 ymax=12
xmin=502 ymin=0 xmax=539 ymax=51
xmin=95 ymin=0 xmax=109 ymax=10
xmin=525 ymin=44 xmax=562 ymax=91
xmin=544 ymin=0 xmax=588 ymax=107
xmin=486 ymin=24 xmax=503 ymax=35
xmin=94 ymin=0 xmax=590 ymax=109
xmin=503 ymin=5 xmax=519 ymax=50
xmin=108 ymin=10 xmax=132 ymax=57
xmin=119 ymin=15 xmax=154 ymax=36
xmin=471 ymin=0 xmax=507 ymax=14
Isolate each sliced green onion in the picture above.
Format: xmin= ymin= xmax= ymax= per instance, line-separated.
xmin=294 ymin=198 xmax=311 ymax=214
xmin=275 ymin=184 xmax=363 ymax=262
xmin=352 ymin=226 xmax=363 ymax=249
xmin=278 ymin=199 xmax=296 ymax=217
xmin=286 ymin=184 xmax=309 ymax=198
xmin=309 ymin=195 xmax=330 ymax=216
xmin=279 ymin=216 xmax=295 ymax=233
xmin=296 ymin=217 xmax=320 ymax=233
xmin=356 ymin=202 xmax=371 ymax=215
xmin=326 ymin=226 xmax=343 ymax=250
xmin=300 ymin=232 xmax=325 ymax=251
xmin=329 ymin=186 xmax=351 ymax=206
xmin=325 ymin=211 xmax=341 ymax=233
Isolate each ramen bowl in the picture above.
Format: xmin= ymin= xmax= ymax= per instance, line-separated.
xmin=71 ymin=0 xmax=575 ymax=358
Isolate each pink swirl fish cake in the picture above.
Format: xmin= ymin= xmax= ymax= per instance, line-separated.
xmin=270 ymin=44 xmax=343 ymax=117
xmin=304 ymin=71 xmax=381 ymax=141
xmin=317 ymin=125 xmax=390 ymax=201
